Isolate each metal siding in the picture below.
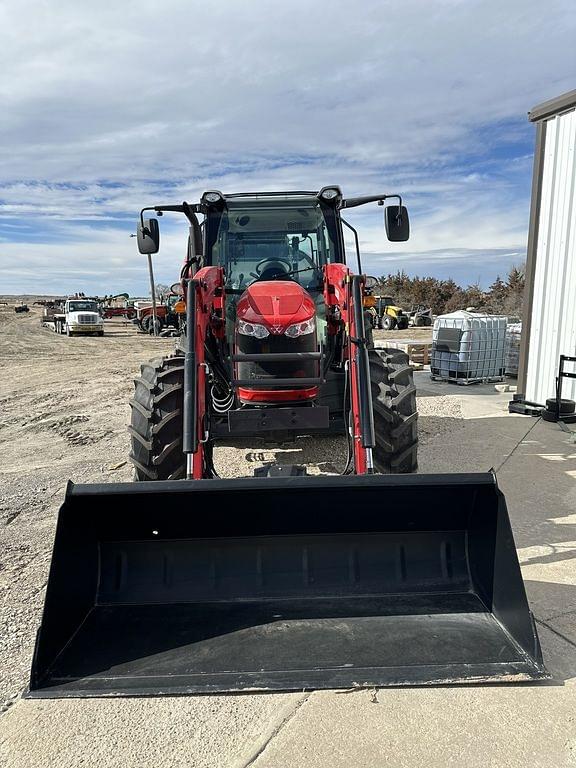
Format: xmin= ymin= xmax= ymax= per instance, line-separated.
xmin=525 ymin=108 xmax=576 ymax=404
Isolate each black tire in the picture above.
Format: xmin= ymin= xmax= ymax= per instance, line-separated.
xmin=129 ymin=356 xmax=186 ymax=480
xmin=545 ymin=398 xmax=575 ymax=415
xmin=382 ymin=315 xmax=396 ymax=330
xmin=397 ymin=317 xmax=409 ymax=330
xmin=369 ymin=348 xmax=418 ymax=473
xmin=142 ymin=315 xmax=163 ymax=335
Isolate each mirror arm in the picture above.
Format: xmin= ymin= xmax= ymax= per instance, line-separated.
xmin=341 ymin=193 xmax=402 ymax=210
xmin=139 ymin=202 xmax=202 ymax=228
xmin=341 ymin=218 xmax=362 ymax=275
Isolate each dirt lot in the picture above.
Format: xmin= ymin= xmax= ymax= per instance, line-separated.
xmin=0 ymin=304 xmax=436 ymax=709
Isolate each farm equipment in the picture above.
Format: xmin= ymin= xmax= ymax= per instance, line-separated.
xmin=408 ymin=304 xmax=433 ymax=327
xmin=14 ymin=303 xmax=30 ymax=313
xmin=102 ymin=293 xmax=136 ymax=320
xmin=136 ymin=292 xmax=181 ymax=333
xmin=370 ymin=295 xmax=409 ymax=330
xmin=29 ymin=187 xmax=546 ymax=698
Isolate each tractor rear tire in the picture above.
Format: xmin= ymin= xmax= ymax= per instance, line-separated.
xmin=142 ymin=315 xmax=164 ymax=335
xmin=129 ymin=355 xmax=186 ymax=481
xmin=369 ymin=348 xmax=418 ymax=473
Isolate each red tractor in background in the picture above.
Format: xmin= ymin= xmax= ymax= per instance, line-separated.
xmin=135 ymin=292 xmax=181 ymax=334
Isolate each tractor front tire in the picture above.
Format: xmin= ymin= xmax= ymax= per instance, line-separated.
xmin=369 ymin=348 xmax=418 ymax=473
xmin=129 ymin=355 xmax=186 ymax=481
xmin=382 ymin=316 xmax=396 ymax=331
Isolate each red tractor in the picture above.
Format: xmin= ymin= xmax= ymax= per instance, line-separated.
xmin=136 ymin=292 xmax=181 ymax=334
xmin=29 ymin=187 xmax=545 ymax=699
xmin=129 ymin=188 xmax=418 ymax=479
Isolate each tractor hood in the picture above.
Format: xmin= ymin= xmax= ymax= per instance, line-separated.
xmin=237 ymin=281 xmax=315 ymax=333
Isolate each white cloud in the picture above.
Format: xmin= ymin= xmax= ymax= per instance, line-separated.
xmin=0 ymin=0 xmax=574 ymax=292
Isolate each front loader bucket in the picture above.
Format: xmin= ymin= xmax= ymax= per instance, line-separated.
xmin=29 ymin=473 xmax=547 ymax=698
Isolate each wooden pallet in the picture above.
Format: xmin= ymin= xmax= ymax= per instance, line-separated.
xmin=374 ymin=340 xmax=431 ymax=369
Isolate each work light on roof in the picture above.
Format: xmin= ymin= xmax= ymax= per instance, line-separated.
xmin=203 ymin=191 xmax=223 ymax=204
xmin=320 ymin=187 xmax=339 ymax=201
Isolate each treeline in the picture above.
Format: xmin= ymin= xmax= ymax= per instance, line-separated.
xmin=377 ymin=265 xmax=525 ymax=317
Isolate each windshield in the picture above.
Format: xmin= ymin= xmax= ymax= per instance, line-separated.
xmin=68 ymin=301 xmax=98 ymax=312
xmin=210 ymin=202 xmax=338 ymax=292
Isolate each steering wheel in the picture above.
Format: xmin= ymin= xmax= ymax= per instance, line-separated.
xmin=250 ymin=258 xmax=293 ymax=280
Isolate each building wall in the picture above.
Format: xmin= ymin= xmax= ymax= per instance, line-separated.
xmin=524 ymin=106 xmax=576 ymax=405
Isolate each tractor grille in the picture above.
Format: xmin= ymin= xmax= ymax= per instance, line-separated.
xmin=236 ymin=333 xmax=318 ymax=382
xmin=78 ymin=314 xmax=99 ymax=324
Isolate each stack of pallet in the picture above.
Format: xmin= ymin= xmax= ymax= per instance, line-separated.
xmin=374 ymin=339 xmax=431 ymax=370
xmin=505 ymin=323 xmax=522 ymax=377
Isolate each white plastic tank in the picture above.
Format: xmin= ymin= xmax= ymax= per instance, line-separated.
xmin=431 ymin=311 xmax=507 ymax=383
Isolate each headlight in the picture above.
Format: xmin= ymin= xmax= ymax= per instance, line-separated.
xmin=238 ymin=319 xmax=270 ymax=339
xmin=285 ymin=317 xmax=315 ymax=338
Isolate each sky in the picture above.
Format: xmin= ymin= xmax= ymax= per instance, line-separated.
xmin=0 ymin=0 xmax=574 ymax=296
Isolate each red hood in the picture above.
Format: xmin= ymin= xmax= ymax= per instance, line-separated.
xmin=236 ymin=281 xmax=315 ymax=333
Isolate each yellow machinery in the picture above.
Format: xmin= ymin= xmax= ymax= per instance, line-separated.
xmin=364 ymin=294 xmax=408 ymax=330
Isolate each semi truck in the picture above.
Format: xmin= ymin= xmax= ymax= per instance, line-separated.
xmin=43 ymin=298 xmax=104 ymax=336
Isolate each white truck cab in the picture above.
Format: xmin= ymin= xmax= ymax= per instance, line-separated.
xmin=64 ymin=299 xmax=104 ymax=336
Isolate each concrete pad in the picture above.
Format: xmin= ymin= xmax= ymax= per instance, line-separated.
xmin=547 ymin=611 xmax=576 ymax=647
xmin=538 ymin=620 xmax=576 ymax=682
xmin=0 ymin=693 xmax=305 ymax=768
xmin=253 ymin=682 xmax=576 ymax=767
xmin=248 ymin=623 xmax=576 ymax=768
xmin=496 ymin=419 xmax=576 ymax=621
xmin=417 ymin=414 xmax=534 ymax=474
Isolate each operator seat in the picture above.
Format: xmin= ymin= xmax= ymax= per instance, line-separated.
xmin=259 ymin=260 xmax=291 ymax=281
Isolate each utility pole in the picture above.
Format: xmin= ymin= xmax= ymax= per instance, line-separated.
xmin=131 ymin=233 xmax=158 ymax=336
xmin=147 ymin=252 xmax=158 ymax=337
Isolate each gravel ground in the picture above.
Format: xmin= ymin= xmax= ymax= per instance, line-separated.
xmin=0 ymin=304 xmax=450 ymax=711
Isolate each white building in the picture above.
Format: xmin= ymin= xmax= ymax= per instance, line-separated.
xmin=518 ymin=90 xmax=576 ymax=405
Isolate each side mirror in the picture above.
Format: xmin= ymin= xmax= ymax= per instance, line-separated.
xmin=384 ymin=205 xmax=410 ymax=242
xmin=137 ymin=217 xmax=160 ymax=254
xmin=364 ymin=275 xmax=379 ymax=290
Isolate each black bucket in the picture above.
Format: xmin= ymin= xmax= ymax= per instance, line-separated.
xmin=28 ymin=473 xmax=547 ymax=698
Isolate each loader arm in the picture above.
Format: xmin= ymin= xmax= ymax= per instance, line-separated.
xmin=323 ymin=264 xmax=375 ymax=474
xmin=183 ymin=266 xmax=226 ymax=479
